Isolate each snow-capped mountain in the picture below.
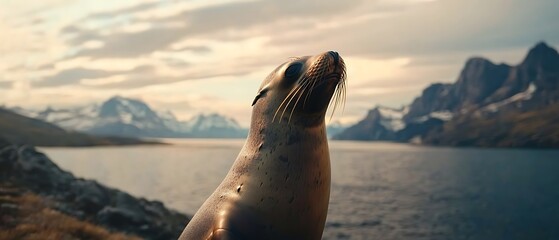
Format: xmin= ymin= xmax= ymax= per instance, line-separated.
xmin=481 ymin=83 xmax=536 ymax=113
xmin=186 ymin=113 xmax=240 ymax=131
xmin=377 ymin=106 xmax=408 ymax=131
xmin=184 ymin=113 xmax=246 ymax=138
xmin=325 ymin=121 xmax=348 ymax=139
xmin=12 ymin=104 xmax=102 ymax=130
xmin=12 ymin=96 xmax=247 ymax=138
xmin=335 ymin=42 xmax=559 ymax=148
xmin=333 ymin=106 xmax=408 ymax=141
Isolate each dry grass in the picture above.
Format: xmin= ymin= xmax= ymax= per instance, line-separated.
xmin=0 ymin=185 xmax=140 ymax=240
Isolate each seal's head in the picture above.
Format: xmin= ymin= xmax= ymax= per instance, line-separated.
xmin=251 ymin=51 xmax=346 ymax=126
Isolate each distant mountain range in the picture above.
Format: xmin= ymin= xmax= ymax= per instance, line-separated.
xmin=335 ymin=42 xmax=559 ymax=148
xmin=0 ymin=108 xmax=158 ymax=146
xmin=11 ymin=96 xmax=248 ymax=139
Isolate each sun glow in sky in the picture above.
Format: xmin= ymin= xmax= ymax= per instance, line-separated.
xmin=1 ymin=0 xmax=558 ymax=126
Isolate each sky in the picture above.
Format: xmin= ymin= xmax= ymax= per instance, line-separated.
xmin=1 ymin=0 xmax=558 ymax=127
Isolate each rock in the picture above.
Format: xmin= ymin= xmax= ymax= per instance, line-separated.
xmin=334 ymin=107 xmax=398 ymax=141
xmin=1 ymin=203 xmax=19 ymax=211
xmin=0 ymin=143 xmax=190 ymax=239
xmin=405 ymin=83 xmax=454 ymax=120
xmin=452 ymin=58 xmax=511 ymax=107
xmin=396 ymin=118 xmax=445 ymax=142
xmin=0 ymin=187 xmax=22 ymax=197
xmin=98 ymin=207 xmax=146 ymax=227
xmin=72 ymin=181 xmax=111 ymax=214
xmin=0 ymin=145 xmax=17 ymax=166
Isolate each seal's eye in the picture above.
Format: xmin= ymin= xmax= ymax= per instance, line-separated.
xmin=284 ymin=62 xmax=302 ymax=81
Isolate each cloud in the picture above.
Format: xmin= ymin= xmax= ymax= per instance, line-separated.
xmin=61 ymin=0 xmax=368 ymax=59
xmin=59 ymin=0 xmax=559 ymax=79
xmin=37 ymin=63 xmax=55 ymax=70
xmin=0 ymin=81 xmax=12 ymax=89
xmin=73 ymin=27 xmax=187 ymax=58
xmin=173 ymin=45 xmax=211 ymax=53
xmin=34 ymin=65 xmax=154 ymax=87
xmin=161 ymin=58 xmax=190 ymax=68
xmin=3 ymin=0 xmax=559 ymax=126
xmin=266 ymin=0 xmax=559 ymax=58
xmin=60 ymin=25 xmax=82 ymax=34
xmin=87 ymin=1 xmax=160 ymax=19
xmin=35 ymin=68 xmax=122 ymax=87
xmin=84 ymin=68 xmax=252 ymax=89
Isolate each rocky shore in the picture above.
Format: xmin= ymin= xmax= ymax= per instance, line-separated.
xmin=0 ymin=138 xmax=189 ymax=239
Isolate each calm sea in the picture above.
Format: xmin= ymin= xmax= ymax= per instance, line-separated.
xmin=41 ymin=139 xmax=559 ymax=240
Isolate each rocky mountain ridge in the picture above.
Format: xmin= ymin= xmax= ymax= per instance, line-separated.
xmin=335 ymin=42 xmax=559 ymax=148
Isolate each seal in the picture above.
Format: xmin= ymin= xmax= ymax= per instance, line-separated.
xmin=179 ymin=51 xmax=346 ymax=240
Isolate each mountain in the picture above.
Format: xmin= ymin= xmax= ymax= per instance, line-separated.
xmin=92 ymin=96 xmax=172 ymax=137
xmin=325 ymin=121 xmax=348 ymax=139
xmin=334 ymin=106 xmax=407 ymax=141
xmin=12 ymin=96 xmax=247 ymax=139
xmin=335 ymin=42 xmax=559 ymax=148
xmin=183 ymin=113 xmax=247 ymax=138
xmin=423 ymin=104 xmax=559 ymax=148
xmin=0 ymin=108 xmax=158 ymax=147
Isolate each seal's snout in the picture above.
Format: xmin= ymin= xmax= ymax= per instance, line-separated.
xmin=324 ymin=51 xmax=345 ymax=78
xmin=267 ymin=51 xmax=347 ymax=123
xmin=328 ymin=51 xmax=339 ymax=67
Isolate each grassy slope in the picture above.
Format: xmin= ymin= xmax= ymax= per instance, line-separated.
xmin=0 ymin=108 xmax=161 ymax=147
xmin=0 ymin=184 xmax=140 ymax=240
xmin=424 ymin=104 xmax=559 ymax=148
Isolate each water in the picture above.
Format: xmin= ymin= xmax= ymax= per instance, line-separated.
xmin=41 ymin=140 xmax=559 ymax=240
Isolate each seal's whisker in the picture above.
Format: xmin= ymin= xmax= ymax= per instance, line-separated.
xmin=289 ymin=80 xmax=311 ymax=123
xmin=285 ymin=71 xmax=318 ymax=123
xmin=304 ymin=71 xmax=322 ymax=106
xmin=297 ymin=67 xmax=316 ymax=109
xmin=327 ymin=58 xmax=347 ymax=122
xmin=306 ymin=64 xmax=324 ymax=103
xmin=274 ymin=84 xmax=300 ymax=123
xmin=299 ymin=75 xmax=315 ymax=107
xmin=280 ymin=83 xmax=305 ymax=123
xmin=303 ymin=57 xmax=325 ymax=105
xmin=273 ymin=84 xmax=300 ymax=123
xmin=339 ymin=78 xmax=347 ymax=114
xmin=337 ymin=59 xmax=348 ymax=117
xmin=342 ymin=80 xmax=347 ymax=114
xmin=328 ymin=84 xmax=342 ymax=122
xmin=340 ymin=81 xmax=346 ymax=110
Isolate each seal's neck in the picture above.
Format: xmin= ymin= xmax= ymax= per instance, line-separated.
xmin=244 ymin=108 xmax=326 ymax=150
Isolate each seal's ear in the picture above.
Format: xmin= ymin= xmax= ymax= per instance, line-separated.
xmin=252 ymin=88 xmax=269 ymax=106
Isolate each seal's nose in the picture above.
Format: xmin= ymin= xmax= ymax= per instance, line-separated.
xmin=328 ymin=51 xmax=339 ymax=67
